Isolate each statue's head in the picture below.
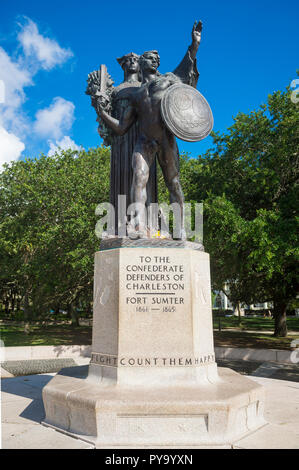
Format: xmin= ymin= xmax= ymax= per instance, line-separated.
xmin=139 ymin=50 xmax=160 ymax=73
xmin=117 ymin=52 xmax=140 ymax=73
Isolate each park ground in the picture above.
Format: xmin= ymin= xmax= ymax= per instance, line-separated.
xmin=1 ymin=316 xmax=299 ymax=350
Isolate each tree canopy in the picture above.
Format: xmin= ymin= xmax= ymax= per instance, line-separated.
xmin=183 ymin=86 xmax=298 ymax=336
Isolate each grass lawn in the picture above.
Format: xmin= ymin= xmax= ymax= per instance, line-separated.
xmin=0 ymin=323 xmax=92 ymax=347
xmin=212 ymin=315 xmax=299 ymax=332
xmin=1 ymin=317 xmax=298 ymax=350
xmin=213 ymin=331 xmax=298 ymax=350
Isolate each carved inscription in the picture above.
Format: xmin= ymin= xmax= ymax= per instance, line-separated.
xmin=125 ymin=255 xmax=185 ymax=313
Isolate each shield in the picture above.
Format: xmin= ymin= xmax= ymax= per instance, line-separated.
xmin=161 ymin=83 xmax=213 ymax=142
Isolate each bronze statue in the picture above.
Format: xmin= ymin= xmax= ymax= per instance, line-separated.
xmin=86 ymin=53 xmax=157 ymax=235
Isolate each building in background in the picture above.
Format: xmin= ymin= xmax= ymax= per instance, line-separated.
xmin=212 ymin=286 xmax=271 ymax=315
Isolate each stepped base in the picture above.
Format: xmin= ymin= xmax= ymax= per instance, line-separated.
xmin=42 ymin=365 xmax=266 ymax=448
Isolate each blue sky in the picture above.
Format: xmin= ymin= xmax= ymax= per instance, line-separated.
xmin=0 ymin=0 xmax=298 ymax=165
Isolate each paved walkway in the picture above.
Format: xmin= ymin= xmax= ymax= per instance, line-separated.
xmin=2 ymin=354 xmax=298 ymax=381
xmin=217 ymin=359 xmax=299 ymax=382
xmin=1 ymin=366 xmax=299 ymax=449
xmin=1 ymin=373 xmax=93 ymax=449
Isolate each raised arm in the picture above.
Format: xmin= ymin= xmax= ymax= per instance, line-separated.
xmin=96 ymin=97 xmax=137 ymax=136
xmin=173 ymin=20 xmax=202 ymax=88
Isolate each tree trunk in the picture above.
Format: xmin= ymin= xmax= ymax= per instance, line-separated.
xmin=87 ymin=303 xmax=93 ymax=316
xmin=273 ymin=299 xmax=288 ymax=337
xmin=69 ymin=302 xmax=79 ymax=327
xmin=237 ymin=302 xmax=242 ymax=326
xmin=11 ymin=295 xmax=15 ymax=314
xmin=4 ymin=297 xmax=9 ymax=316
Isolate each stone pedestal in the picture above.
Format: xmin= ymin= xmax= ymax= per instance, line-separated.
xmin=42 ymin=247 xmax=265 ymax=447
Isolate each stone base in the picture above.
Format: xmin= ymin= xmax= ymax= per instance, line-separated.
xmin=100 ymin=237 xmax=204 ymax=251
xmin=42 ymin=365 xmax=266 ymax=448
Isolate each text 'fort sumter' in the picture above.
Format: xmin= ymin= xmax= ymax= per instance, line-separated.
xmin=125 ymin=255 xmax=185 ymax=312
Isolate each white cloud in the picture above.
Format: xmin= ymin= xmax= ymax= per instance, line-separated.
xmin=48 ymin=135 xmax=81 ymax=156
xmin=0 ymin=47 xmax=31 ymax=164
xmin=34 ymin=97 xmax=75 ymax=140
xmin=0 ymin=126 xmax=25 ymax=166
xmin=0 ymin=80 xmax=5 ymax=103
xmin=0 ymin=47 xmax=32 ymax=109
xmin=18 ymin=18 xmax=73 ymax=70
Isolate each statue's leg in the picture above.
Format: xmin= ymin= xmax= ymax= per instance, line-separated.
xmin=130 ymin=142 xmax=155 ymax=234
xmin=158 ymin=136 xmax=186 ymax=240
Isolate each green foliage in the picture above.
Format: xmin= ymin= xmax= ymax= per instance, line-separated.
xmin=183 ymin=86 xmax=299 ymax=336
xmin=0 ymin=323 xmax=92 ymax=346
xmin=0 ymin=146 xmax=110 ymax=321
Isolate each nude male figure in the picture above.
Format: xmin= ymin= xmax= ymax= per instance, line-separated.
xmin=97 ymin=21 xmax=202 ymax=239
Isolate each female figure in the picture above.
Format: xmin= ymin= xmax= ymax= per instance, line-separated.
xmin=110 ymin=53 xmax=157 ymax=233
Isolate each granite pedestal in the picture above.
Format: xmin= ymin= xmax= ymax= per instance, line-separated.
xmin=42 ymin=246 xmax=265 ymax=447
